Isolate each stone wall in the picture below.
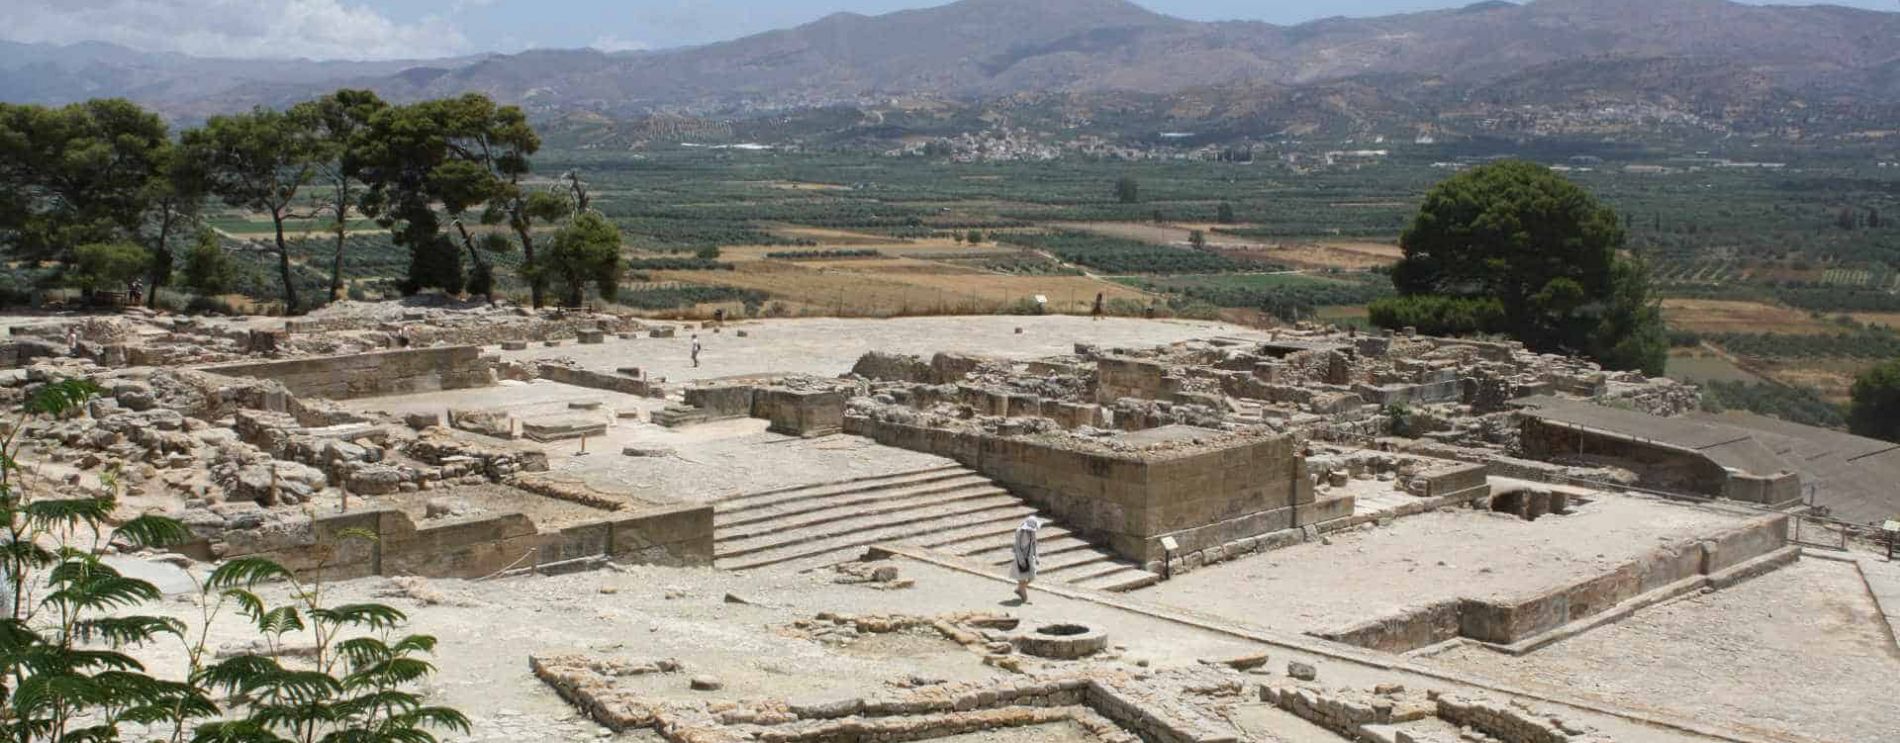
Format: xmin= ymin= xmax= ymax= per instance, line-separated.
xmin=1518 ymin=417 xmax=1728 ymax=494
xmin=536 ymin=364 xmax=660 ymax=397
xmin=1519 ymin=417 xmax=1801 ymax=506
xmin=1319 ymin=513 xmax=1790 ymax=652
xmin=236 ymin=500 xmax=712 ymax=580
xmin=205 ymin=346 xmax=493 ymax=400
xmin=1095 ymin=356 xmax=1172 ymax=403
xmin=756 ymin=388 xmax=847 ymax=437
xmin=681 ymin=383 xmax=757 ymax=418
xmin=843 ymin=416 xmax=1314 ymax=564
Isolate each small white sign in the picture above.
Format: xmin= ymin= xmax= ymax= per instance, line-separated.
xmin=1160 ymin=536 xmax=1180 ymax=552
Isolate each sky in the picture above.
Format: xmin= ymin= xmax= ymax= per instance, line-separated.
xmin=0 ymin=0 xmax=1893 ymax=61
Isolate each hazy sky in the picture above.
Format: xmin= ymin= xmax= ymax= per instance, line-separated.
xmin=1 ymin=0 xmax=1894 ymax=60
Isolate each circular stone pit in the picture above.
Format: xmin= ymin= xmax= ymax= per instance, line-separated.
xmin=1013 ymin=623 xmax=1108 ymax=660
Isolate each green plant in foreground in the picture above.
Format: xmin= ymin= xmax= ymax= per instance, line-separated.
xmin=0 ymin=379 xmax=466 ymax=743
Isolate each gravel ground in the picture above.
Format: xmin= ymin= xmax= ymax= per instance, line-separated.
xmin=115 ymin=558 xmax=1266 ymax=742
xmin=356 ymin=382 xmax=959 ymax=505
xmin=1134 ymin=495 xmax=1750 ymax=635
xmin=498 ymin=315 xmax=1262 ymax=383
xmin=341 ymin=483 xmax=618 ymax=528
xmin=1422 ymin=558 xmax=1900 ymax=743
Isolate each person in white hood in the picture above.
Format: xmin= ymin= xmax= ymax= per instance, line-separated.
xmin=1009 ymin=516 xmax=1042 ymax=602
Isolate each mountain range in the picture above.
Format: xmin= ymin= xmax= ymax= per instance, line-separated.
xmin=4 ymin=0 xmax=1898 ymax=133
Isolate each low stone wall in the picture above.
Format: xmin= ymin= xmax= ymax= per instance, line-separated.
xmin=1260 ymin=682 xmax=1610 ymax=743
xmin=1519 ymin=417 xmax=1800 ymax=506
xmin=682 ymin=384 xmax=756 ymax=418
xmin=536 ymin=364 xmax=661 ymax=398
xmin=1319 ymin=513 xmax=1790 ymax=652
xmin=238 ymin=500 xmax=712 ymax=581
xmin=205 ymin=346 xmax=493 ymax=400
xmin=844 ymin=416 xmax=1312 ymax=564
xmin=1353 ymin=379 xmax=1462 ymax=407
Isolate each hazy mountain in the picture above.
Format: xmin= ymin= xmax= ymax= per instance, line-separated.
xmin=0 ymin=41 xmax=490 ymax=114
xmin=5 ymin=0 xmax=1898 ymax=124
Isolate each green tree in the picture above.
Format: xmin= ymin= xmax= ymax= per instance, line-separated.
xmin=1386 ymin=160 xmax=1665 ymax=374
xmin=1189 ymin=230 xmax=1206 ymax=249
xmin=356 ymin=94 xmax=546 ymax=302
xmin=138 ymin=142 xmax=209 ymax=309
xmin=0 ymin=99 xmax=169 ymax=264
xmin=1216 ymin=202 xmax=1236 ymax=225
xmin=966 ymin=230 xmax=984 ymax=245
xmin=189 ymin=107 xmax=324 ymax=313
xmin=694 ymin=245 xmax=722 ymax=261
xmin=1849 ymin=359 xmax=1900 ymax=442
xmin=543 ymin=212 xmax=623 ymax=308
xmin=182 ymin=230 xmax=236 ymax=297
xmin=72 ymin=242 xmax=151 ymax=295
xmin=295 ymin=89 xmax=387 ymax=304
xmin=1114 ymin=176 xmax=1140 ymax=204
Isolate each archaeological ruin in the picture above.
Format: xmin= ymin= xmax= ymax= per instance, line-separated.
xmin=4 ymin=300 xmax=1895 ymax=743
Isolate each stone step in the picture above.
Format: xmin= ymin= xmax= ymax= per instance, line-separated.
xmin=715 ymin=485 xmax=1010 ymax=543
xmin=1072 ymin=567 xmax=1162 ymax=593
xmin=920 ymin=523 xmax=1074 ymax=553
xmin=1058 ymin=561 xmax=1149 ymax=585
xmin=965 ymin=534 xmax=1097 ymax=563
xmin=1024 ymin=549 xmax=1118 ymax=575
xmin=716 ymin=502 xmax=1041 ymax=569
xmin=715 ymin=465 xmax=968 ymax=513
xmin=716 ymin=474 xmax=996 ymax=525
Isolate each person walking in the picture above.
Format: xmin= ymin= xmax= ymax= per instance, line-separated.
xmin=1009 ymin=516 xmax=1042 ymax=602
xmin=690 ymin=334 xmax=702 ymax=368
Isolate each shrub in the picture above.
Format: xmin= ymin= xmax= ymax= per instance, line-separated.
xmin=1367 ymin=295 xmax=1507 ymax=337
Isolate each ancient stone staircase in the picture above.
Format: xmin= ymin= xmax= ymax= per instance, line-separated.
xmin=713 ymin=464 xmax=1159 ymax=592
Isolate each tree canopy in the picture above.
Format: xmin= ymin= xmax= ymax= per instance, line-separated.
xmin=0 ymin=99 xmax=170 ymax=265
xmin=1376 ymin=160 xmax=1667 ymax=374
xmin=543 ymin=211 xmax=623 ymax=308
xmin=188 ymin=106 xmax=324 ymax=312
xmin=1849 ymin=359 xmax=1900 ymax=443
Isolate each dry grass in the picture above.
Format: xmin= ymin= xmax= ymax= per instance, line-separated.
xmin=1661 ymin=299 xmax=1836 ymax=335
xmin=717 ymin=240 xmax=1022 ymax=263
xmin=1755 ymin=358 xmax=1875 ymax=403
xmin=1848 ymin=312 xmax=1900 ymax=330
xmin=1213 ymin=241 xmax=1400 ymax=271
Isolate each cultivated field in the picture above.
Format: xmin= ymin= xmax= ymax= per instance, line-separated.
xmin=1660 ymin=299 xmax=1837 ymax=335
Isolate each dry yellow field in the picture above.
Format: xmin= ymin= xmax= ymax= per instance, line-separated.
xmin=714 ymin=240 xmax=1021 ymax=262
xmin=1213 ymin=241 xmax=1401 ymax=271
xmin=1847 ymin=312 xmax=1900 ymax=330
xmin=1660 ymin=299 xmax=1836 ymax=335
xmin=1052 ymin=222 xmax=1234 ymax=246
xmin=652 ymin=258 xmax=1147 ymax=316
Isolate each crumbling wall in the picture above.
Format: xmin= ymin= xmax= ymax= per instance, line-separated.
xmin=205 ymin=346 xmax=493 ymax=400
xmin=232 ymin=501 xmax=712 ymax=580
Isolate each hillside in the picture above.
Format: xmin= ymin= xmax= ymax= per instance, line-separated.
xmin=4 ymin=0 xmax=1898 ymax=128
